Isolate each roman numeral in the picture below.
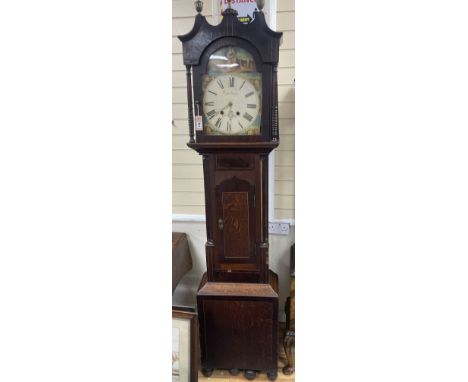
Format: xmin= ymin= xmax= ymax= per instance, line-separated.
xmin=217 ymin=79 xmax=224 ymax=89
xmin=229 ymin=76 xmax=235 ymax=87
xmin=243 ymin=112 xmax=253 ymax=122
xmin=207 ymin=109 xmax=217 ymax=119
xmin=239 ymin=80 xmax=246 ymax=90
xmin=238 ymin=121 xmax=244 ymax=129
xmin=208 ymin=90 xmax=217 ymax=96
xmin=245 ymin=91 xmax=254 ymax=98
xmin=227 ymin=121 xmax=231 ymax=131
xmin=204 ymin=101 xmax=214 ymax=106
xmin=215 ymin=118 xmax=222 ymax=128
xmin=247 ymin=104 xmax=256 ymax=109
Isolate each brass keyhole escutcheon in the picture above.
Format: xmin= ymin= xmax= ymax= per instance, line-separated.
xmin=218 ymin=218 xmax=224 ymax=230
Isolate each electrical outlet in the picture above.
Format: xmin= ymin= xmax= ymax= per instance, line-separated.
xmin=269 ymin=222 xmax=289 ymax=235
xmin=279 ymin=223 xmax=289 ymax=235
xmin=268 ymin=223 xmax=277 ymax=233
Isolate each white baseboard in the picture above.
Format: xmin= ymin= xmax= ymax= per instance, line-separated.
xmin=172 ymin=214 xmax=206 ymax=222
xmin=172 ymin=214 xmax=295 ymax=226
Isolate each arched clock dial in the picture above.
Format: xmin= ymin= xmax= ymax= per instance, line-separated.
xmin=202 ymin=74 xmax=261 ymax=135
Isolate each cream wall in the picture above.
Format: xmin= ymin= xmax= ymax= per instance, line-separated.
xmin=172 ymin=0 xmax=295 ymax=319
xmin=275 ymin=0 xmax=295 ymax=220
xmin=172 ymin=0 xmax=210 ymax=216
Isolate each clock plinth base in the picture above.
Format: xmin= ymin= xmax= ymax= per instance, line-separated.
xmin=197 ymin=271 xmax=279 ymax=377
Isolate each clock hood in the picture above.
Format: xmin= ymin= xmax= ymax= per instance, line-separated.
xmin=177 ymin=7 xmax=282 ymax=66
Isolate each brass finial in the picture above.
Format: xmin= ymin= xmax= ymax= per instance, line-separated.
xmin=194 ymin=0 xmax=203 ymax=13
xmin=256 ymin=0 xmax=265 ymax=11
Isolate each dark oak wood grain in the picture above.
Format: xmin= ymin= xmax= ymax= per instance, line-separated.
xmin=197 ymin=271 xmax=279 ymax=375
xmin=178 ymin=5 xmax=282 ymax=379
xmin=198 ymin=151 xmax=271 ymax=284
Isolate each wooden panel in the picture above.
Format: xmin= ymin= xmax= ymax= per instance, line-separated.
xmin=214 ymin=175 xmax=256 ymax=272
xmin=197 ymin=271 xmax=279 ymax=372
xmin=222 ymin=192 xmax=250 ymax=259
xmin=198 ymin=270 xmax=279 ymax=296
xmin=216 ymin=153 xmax=253 ymax=170
xmin=201 ymin=299 xmax=275 ymax=370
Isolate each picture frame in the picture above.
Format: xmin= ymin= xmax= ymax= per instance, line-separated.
xmin=172 ymin=306 xmax=198 ymax=382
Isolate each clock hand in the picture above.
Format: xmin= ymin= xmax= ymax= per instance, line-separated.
xmin=226 ymin=104 xmax=235 ymax=132
xmin=227 ymin=104 xmax=235 ymax=119
xmin=220 ymin=101 xmax=233 ymax=112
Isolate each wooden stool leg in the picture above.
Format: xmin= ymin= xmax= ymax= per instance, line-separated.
xmin=282 ymin=330 xmax=295 ymax=375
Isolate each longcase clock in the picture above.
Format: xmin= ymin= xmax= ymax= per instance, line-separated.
xmin=178 ymin=1 xmax=282 ymax=380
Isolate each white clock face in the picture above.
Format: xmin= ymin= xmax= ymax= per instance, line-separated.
xmin=202 ymin=74 xmax=261 ymax=135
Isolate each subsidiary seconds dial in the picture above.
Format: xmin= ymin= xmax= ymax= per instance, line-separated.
xmin=203 ymin=74 xmax=260 ymax=135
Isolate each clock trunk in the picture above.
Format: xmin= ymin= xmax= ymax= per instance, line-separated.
xmin=202 ymin=150 xmax=270 ymax=284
